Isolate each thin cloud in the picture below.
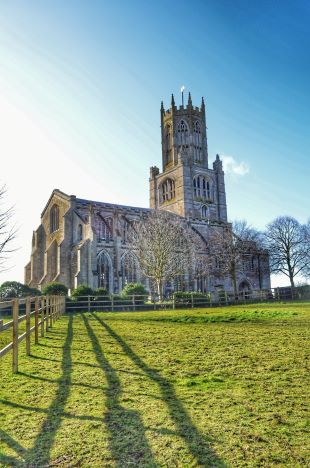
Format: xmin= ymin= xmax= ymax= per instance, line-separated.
xmin=221 ymin=155 xmax=250 ymax=176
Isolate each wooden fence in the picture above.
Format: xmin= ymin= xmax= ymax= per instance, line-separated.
xmin=0 ymin=295 xmax=65 ymax=373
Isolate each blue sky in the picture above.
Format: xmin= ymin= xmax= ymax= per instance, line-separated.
xmin=0 ymin=0 xmax=309 ymax=284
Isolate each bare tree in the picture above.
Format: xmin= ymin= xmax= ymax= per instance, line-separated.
xmin=0 ymin=185 xmax=17 ymax=272
xmin=128 ymin=210 xmax=205 ymax=300
xmin=264 ymin=216 xmax=307 ymax=288
xmin=210 ymin=220 xmax=263 ymax=296
xmin=302 ymin=219 xmax=310 ymax=280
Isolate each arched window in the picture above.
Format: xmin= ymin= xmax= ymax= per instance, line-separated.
xmin=122 ymin=219 xmax=131 ymax=244
xmin=193 ymin=175 xmax=211 ymax=200
xmin=97 ymin=251 xmax=111 ymax=291
xmin=98 ymin=217 xmax=113 ymax=242
xmin=164 ymin=125 xmax=172 ymax=165
xmin=177 ymin=119 xmax=189 ymax=146
xmin=78 ymin=224 xmax=83 ymax=241
xmin=121 ymin=252 xmax=138 ymax=285
xmin=50 ymin=204 xmax=59 ymax=233
xmin=160 ymin=178 xmax=175 ymax=203
xmin=201 ymin=205 xmax=208 ymax=218
xmin=196 ymin=260 xmax=207 ymax=293
xmin=193 ymin=121 xmax=202 ymax=161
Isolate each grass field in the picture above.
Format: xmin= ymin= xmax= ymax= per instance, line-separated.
xmin=0 ymin=303 xmax=309 ymax=467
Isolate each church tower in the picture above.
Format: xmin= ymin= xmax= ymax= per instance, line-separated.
xmin=150 ymin=93 xmax=227 ymax=222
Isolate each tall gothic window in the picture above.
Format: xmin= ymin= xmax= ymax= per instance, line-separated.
xmin=121 ymin=252 xmax=138 ymax=285
xmin=160 ymin=178 xmax=175 ymax=203
xmin=193 ymin=175 xmax=211 ymax=200
xmin=50 ymin=204 xmax=59 ymax=233
xmin=122 ymin=219 xmax=131 ymax=244
xmin=98 ymin=217 xmax=113 ymax=242
xmin=201 ymin=205 xmax=208 ymax=217
xmin=165 ymin=124 xmax=172 ymax=165
xmin=97 ymin=251 xmax=111 ymax=291
xmin=177 ymin=119 xmax=189 ymax=146
xmin=193 ymin=120 xmax=202 ymax=161
xmin=196 ymin=260 xmax=207 ymax=292
xmin=78 ymin=224 xmax=83 ymax=241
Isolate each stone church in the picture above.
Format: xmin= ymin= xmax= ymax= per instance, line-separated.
xmin=25 ymin=93 xmax=270 ymax=295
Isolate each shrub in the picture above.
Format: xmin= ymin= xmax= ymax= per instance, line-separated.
xmin=95 ymin=287 xmax=108 ymax=297
xmin=71 ymin=285 xmax=94 ymax=299
xmin=121 ymin=283 xmax=148 ymax=304
xmin=42 ymin=282 xmax=68 ymax=296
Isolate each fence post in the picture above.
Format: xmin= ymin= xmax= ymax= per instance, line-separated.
xmin=225 ymin=291 xmax=228 ymax=306
xmin=191 ymin=292 xmax=194 ymax=308
xmin=41 ymin=297 xmax=45 ymax=337
xmin=46 ymin=296 xmax=49 ymax=332
xmin=173 ymin=293 xmax=175 ymax=310
xmin=132 ymin=295 xmax=136 ymax=311
xmin=34 ymin=296 xmax=39 ymax=344
xmin=26 ymin=297 xmax=31 ymax=356
xmin=88 ymin=296 xmax=90 ymax=313
xmin=12 ymin=298 xmax=19 ymax=373
xmin=49 ymin=296 xmax=53 ymax=327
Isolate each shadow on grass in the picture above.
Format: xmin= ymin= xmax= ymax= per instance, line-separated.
xmin=0 ymin=429 xmax=26 ymax=465
xmin=82 ymin=314 xmax=158 ymax=467
xmin=0 ymin=316 xmax=74 ymax=466
xmin=93 ymin=312 xmax=224 ymax=467
xmin=25 ymin=314 xmax=74 ymax=466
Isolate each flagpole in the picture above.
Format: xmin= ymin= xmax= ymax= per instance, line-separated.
xmin=181 ymin=85 xmax=185 ymax=106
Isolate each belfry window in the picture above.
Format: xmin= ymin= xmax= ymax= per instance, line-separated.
xmin=50 ymin=204 xmax=59 ymax=233
xmin=78 ymin=224 xmax=83 ymax=241
xmin=165 ymin=124 xmax=172 ymax=165
xmin=160 ymin=178 xmax=175 ymax=203
xmin=177 ymin=119 xmax=189 ymax=146
xmin=193 ymin=175 xmax=211 ymax=200
xmin=193 ymin=120 xmax=202 ymax=161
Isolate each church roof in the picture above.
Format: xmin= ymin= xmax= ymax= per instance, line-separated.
xmin=75 ymin=197 xmax=150 ymax=214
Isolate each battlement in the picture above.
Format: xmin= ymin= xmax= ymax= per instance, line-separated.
xmin=161 ymin=92 xmax=205 ymax=117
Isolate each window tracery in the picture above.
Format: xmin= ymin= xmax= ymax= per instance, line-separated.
xmin=98 ymin=217 xmax=113 ymax=242
xmin=50 ymin=204 xmax=59 ymax=233
xmin=193 ymin=175 xmax=211 ymax=200
xmin=121 ymin=252 xmax=138 ymax=284
xmin=97 ymin=251 xmax=111 ymax=291
xmin=164 ymin=124 xmax=172 ymax=165
xmin=193 ymin=120 xmax=202 ymax=161
xmin=160 ymin=178 xmax=175 ymax=203
xmin=177 ymin=119 xmax=189 ymax=146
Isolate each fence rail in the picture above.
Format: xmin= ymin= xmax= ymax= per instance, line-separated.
xmin=65 ymin=287 xmax=309 ymax=313
xmin=0 ymin=295 xmax=65 ymax=373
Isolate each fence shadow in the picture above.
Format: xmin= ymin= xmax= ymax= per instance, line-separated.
xmin=0 ymin=316 xmax=73 ymax=466
xmin=82 ymin=314 xmax=157 ymax=467
xmin=92 ymin=313 xmax=224 ymax=467
xmin=25 ymin=314 xmax=74 ymax=466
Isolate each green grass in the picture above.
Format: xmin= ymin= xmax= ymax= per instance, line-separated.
xmin=0 ymin=303 xmax=309 ymax=467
